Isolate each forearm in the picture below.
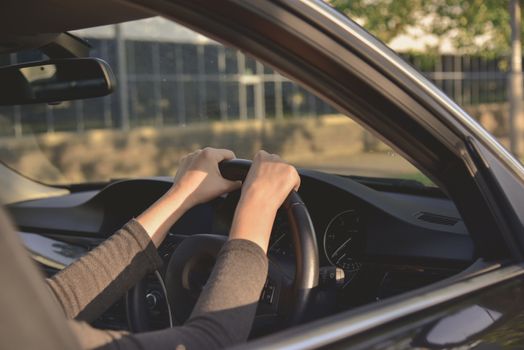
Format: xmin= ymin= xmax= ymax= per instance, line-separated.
xmin=185 ymin=239 xmax=268 ymax=342
xmin=229 ymin=193 xmax=278 ymax=253
xmin=69 ymin=239 xmax=268 ymax=350
xmin=136 ymin=185 xmax=192 ymax=247
xmin=47 ymin=220 xmax=162 ymax=321
xmin=228 ymin=150 xmax=300 ymax=254
xmin=48 ymin=172 xmax=232 ymax=322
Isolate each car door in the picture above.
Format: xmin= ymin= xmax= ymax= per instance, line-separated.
xmin=336 ymin=278 xmax=524 ymax=349
xmin=127 ymin=1 xmax=524 ymax=348
xmin=4 ymin=0 xmax=524 ymax=347
xmin=238 ymin=264 xmax=524 ymax=349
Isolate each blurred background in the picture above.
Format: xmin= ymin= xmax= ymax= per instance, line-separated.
xmin=0 ymin=1 xmax=522 ymax=185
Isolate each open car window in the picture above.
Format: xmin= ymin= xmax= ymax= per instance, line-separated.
xmin=0 ymin=17 xmax=433 ymax=188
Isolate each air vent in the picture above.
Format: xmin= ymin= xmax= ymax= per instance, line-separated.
xmin=416 ymin=212 xmax=460 ymax=226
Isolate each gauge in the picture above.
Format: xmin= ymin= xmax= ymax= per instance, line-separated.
xmin=267 ymin=211 xmax=295 ymax=280
xmin=323 ymin=210 xmax=363 ymax=280
xmin=268 ymin=211 xmax=293 ymax=260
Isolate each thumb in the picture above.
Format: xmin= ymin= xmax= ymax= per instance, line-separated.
xmin=223 ymin=179 xmax=242 ymax=193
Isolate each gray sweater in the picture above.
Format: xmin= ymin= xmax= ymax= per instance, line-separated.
xmin=46 ymin=219 xmax=269 ymax=350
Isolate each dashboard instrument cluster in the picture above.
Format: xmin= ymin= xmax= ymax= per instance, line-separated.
xmin=323 ymin=210 xmax=364 ymax=283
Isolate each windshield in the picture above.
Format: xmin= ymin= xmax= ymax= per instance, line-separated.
xmin=0 ymin=17 xmax=433 ymax=187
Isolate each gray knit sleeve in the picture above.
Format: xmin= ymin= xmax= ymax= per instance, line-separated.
xmin=47 ymin=219 xmax=163 ymax=322
xmin=68 ymin=239 xmax=268 ymax=350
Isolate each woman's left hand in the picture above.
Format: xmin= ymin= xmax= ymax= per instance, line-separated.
xmin=138 ymin=147 xmax=240 ymax=247
xmin=171 ymin=147 xmax=242 ymax=209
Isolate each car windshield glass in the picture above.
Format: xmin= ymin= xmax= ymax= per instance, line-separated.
xmin=0 ymin=17 xmax=434 ymax=188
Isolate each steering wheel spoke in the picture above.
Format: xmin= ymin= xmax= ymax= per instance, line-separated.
xmin=256 ymin=261 xmax=287 ymax=317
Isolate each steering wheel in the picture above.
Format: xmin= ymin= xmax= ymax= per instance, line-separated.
xmin=127 ymin=159 xmax=319 ymax=332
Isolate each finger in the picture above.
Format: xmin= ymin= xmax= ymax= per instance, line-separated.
xmin=254 ymin=150 xmax=270 ymax=160
xmin=223 ymin=179 xmax=242 ymax=193
xmin=269 ymin=153 xmax=282 ymax=162
xmin=293 ymin=174 xmax=301 ymax=192
xmin=202 ymin=147 xmax=236 ymax=162
xmin=288 ymin=165 xmax=300 ymax=192
xmin=215 ymin=148 xmax=236 ymax=161
xmin=184 ymin=150 xmax=200 ymax=162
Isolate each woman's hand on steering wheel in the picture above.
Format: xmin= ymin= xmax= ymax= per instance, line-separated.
xmin=130 ymin=154 xmax=318 ymax=331
xmin=137 ymin=147 xmax=241 ymax=247
xmin=171 ymin=148 xmax=242 ymax=209
xmin=230 ymin=150 xmax=301 ymax=253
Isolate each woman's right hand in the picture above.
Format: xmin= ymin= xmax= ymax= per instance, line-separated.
xmin=229 ymin=150 xmax=301 ymax=252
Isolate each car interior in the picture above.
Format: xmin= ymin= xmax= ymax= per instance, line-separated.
xmin=9 ymin=160 xmax=473 ymax=335
xmin=0 ymin=0 xmax=507 ymax=342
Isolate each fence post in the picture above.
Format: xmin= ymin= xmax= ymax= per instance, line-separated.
xmin=275 ymin=73 xmax=284 ymax=119
xmin=115 ymin=24 xmax=130 ymax=131
xmin=9 ymin=53 xmax=22 ymax=137
xmin=255 ymin=61 xmax=265 ymax=120
xmin=237 ymin=52 xmax=247 ymax=120
xmin=101 ymin=40 xmax=113 ymax=128
xmin=175 ymin=44 xmax=186 ymax=125
xmin=152 ymin=42 xmax=163 ymax=126
xmin=509 ymin=0 xmax=524 ymax=158
xmin=197 ymin=45 xmax=207 ymax=121
xmin=218 ymin=46 xmax=228 ymax=121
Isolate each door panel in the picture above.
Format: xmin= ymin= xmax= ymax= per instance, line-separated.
xmin=325 ymin=277 xmax=524 ymax=349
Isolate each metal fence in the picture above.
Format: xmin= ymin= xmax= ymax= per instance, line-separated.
xmin=0 ymin=35 xmax=513 ymax=137
xmin=401 ymin=53 xmax=508 ymax=106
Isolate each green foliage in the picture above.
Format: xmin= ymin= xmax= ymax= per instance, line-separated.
xmin=331 ymin=0 xmax=425 ymax=43
xmin=331 ymin=0 xmax=519 ymax=56
xmin=400 ymin=51 xmax=438 ymax=71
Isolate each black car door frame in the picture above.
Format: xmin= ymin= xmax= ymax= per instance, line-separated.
xmin=123 ymin=0 xmax=524 ymax=347
xmin=239 ymin=263 xmax=524 ymax=349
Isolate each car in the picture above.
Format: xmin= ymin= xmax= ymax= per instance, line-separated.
xmin=2 ymin=0 xmax=524 ymax=349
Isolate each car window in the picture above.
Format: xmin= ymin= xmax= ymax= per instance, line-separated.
xmin=0 ymin=17 xmax=433 ymax=187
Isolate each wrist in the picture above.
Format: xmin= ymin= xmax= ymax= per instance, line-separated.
xmin=239 ymin=186 xmax=280 ymax=215
xmin=229 ymin=196 xmax=277 ymax=253
xmin=137 ymin=185 xmax=192 ymax=248
xmin=167 ymin=183 xmax=195 ymax=212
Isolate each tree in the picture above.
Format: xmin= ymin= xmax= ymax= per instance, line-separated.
xmin=332 ymin=0 xmax=524 ymax=157
xmin=330 ymin=0 xmax=425 ymax=44
xmin=331 ymin=0 xmax=514 ymax=56
xmin=509 ymin=0 xmax=523 ymax=156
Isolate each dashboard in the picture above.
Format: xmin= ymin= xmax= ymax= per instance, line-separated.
xmin=8 ymin=168 xmax=474 ymax=329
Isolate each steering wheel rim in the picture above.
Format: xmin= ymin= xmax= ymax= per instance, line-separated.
xmin=127 ymin=159 xmax=319 ymax=332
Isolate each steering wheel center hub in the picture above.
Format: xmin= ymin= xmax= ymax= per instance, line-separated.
xmin=165 ymin=234 xmax=227 ymax=323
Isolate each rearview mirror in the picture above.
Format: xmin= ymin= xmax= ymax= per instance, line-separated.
xmin=0 ymin=58 xmax=115 ymax=105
